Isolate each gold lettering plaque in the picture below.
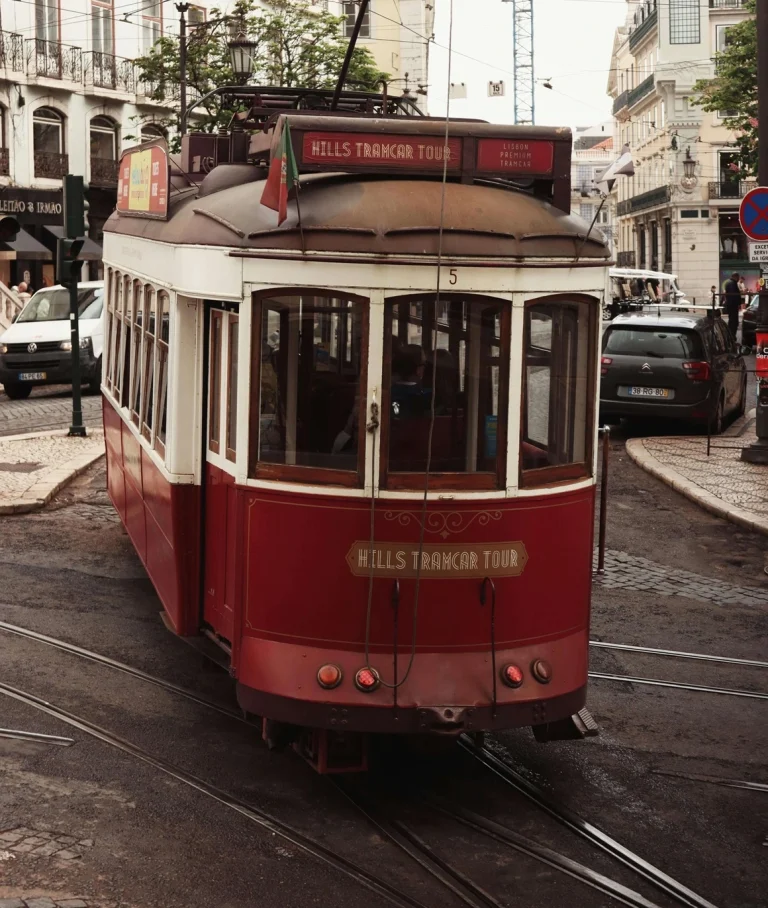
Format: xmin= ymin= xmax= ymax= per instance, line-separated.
xmin=345 ymin=541 xmax=528 ymax=579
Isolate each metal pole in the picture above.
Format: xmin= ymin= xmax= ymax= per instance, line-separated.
xmin=177 ymin=3 xmax=190 ymax=137
xmin=596 ymin=427 xmax=609 ymax=574
xmin=331 ymin=0 xmax=371 ymax=111
xmin=743 ymin=1 xmax=768 ymax=462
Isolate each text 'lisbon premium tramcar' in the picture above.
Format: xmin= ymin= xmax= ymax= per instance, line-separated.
xmin=102 ymin=86 xmax=609 ymax=771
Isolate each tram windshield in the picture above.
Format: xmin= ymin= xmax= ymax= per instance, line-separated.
xmin=384 ymin=296 xmax=509 ymax=488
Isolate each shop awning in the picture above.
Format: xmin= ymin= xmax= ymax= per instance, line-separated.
xmin=43 ymin=226 xmax=103 ymax=261
xmin=0 ymin=228 xmax=53 ymax=261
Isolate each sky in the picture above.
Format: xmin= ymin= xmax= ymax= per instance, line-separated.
xmin=427 ymin=0 xmax=628 ymax=131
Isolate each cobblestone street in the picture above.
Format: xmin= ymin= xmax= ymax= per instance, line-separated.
xmin=0 ymin=388 xmax=102 ymax=438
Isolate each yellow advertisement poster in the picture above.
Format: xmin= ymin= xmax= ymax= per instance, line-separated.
xmin=128 ymin=149 xmax=151 ymax=212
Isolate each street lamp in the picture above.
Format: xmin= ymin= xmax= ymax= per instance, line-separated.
xmin=228 ymin=32 xmax=257 ymax=85
xmin=680 ymin=146 xmax=698 ymax=193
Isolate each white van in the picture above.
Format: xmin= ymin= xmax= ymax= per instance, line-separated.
xmin=0 ymin=281 xmax=104 ymax=400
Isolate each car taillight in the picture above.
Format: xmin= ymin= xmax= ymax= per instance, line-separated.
xmin=682 ymin=361 xmax=710 ymax=381
xmin=601 ymin=356 xmax=612 ymax=376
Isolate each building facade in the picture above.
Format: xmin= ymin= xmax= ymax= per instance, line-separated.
xmin=608 ymin=0 xmax=753 ymax=303
xmin=570 ymin=122 xmax=617 ymax=259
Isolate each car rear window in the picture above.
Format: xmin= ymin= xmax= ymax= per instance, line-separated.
xmin=603 ymin=327 xmax=703 ymax=359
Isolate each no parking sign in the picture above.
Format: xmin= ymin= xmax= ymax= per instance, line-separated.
xmin=740 ymin=187 xmax=768 ymax=241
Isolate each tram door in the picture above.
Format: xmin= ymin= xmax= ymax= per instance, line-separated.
xmin=202 ymin=307 xmax=239 ymax=646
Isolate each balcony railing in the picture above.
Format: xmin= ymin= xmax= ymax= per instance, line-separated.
xmin=84 ymin=51 xmax=135 ymax=92
xmin=612 ymin=90 xmax=629 ymax=116
xmin=90 ymin=157 xmax=120 ymax=186
xmin=0 ymin=148 xmax=9 ymax=176
xmin=617 ymin=251 xmax=636 ymax=268
xmin=708 ymin=180 xmax=757 ymax=199
xmin=629 ymin=5 xmax=658 ymax=51
xmin=617 ymin=185 xmax=671 ymax=216
xmin=710 ymin=0 xmax=744 ymax=8
xmin=26 ymin=38 xmax=82 ymax=82
xmin=136 ymin=72 xmax=181 ymax=104
xmin=0 ymin=31 xmax=23 ymax=72
xmin=34 ymin=151 xmax=68 ymax=179
xmin=628 ymin=73 xmax=654 ymax=110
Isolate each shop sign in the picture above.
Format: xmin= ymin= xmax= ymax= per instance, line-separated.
xmin=756 ymin=332 xmax=768 ymax=379
xmin=749 ymin=242 xmax=768 ymax=263
xmin=346 ymin=540 xmax=528 ymax=579
xmin=301 ymin=132 xmax=463 ymax=170
xmin=0 ymin=189 xmax=63 ymax=224
xmin=117 ymin=143 xmax=169 ymax=219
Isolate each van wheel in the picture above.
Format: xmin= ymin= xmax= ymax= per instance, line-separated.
xmin=87 ymin=358 xmax=102 ymax=394
xmin=3 ymin=382 xmax=32 ymax=401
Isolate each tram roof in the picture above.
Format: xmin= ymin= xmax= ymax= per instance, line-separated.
xmin=105 ymin=169 xmax=609 ymax=260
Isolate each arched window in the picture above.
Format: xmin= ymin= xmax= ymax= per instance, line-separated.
xmin=90 ymin=115 xmax=119 ymax=185
xmin=140 ymin=123 xmax=166 ymax=144
xmin=33 ymin=107 xmax=67 ymax=179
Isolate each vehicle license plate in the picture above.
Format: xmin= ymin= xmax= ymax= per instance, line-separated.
xmin=18 ymin=372 xmax=46 ymax=381
xmin=629 ymin=387 xmax=669 ymax=398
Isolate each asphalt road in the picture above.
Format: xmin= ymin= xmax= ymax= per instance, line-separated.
xmin=0 ymin=388 xmax=766 ymax=908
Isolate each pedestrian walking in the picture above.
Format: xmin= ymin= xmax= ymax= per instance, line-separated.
xmin=16 ymin=281 xmax=31 ymax=304
xmin=723 ymin=272 xmax=743 ymax=339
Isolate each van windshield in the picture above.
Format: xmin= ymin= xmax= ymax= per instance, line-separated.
xmin=17 ymin=287 xmax=104 ymax=322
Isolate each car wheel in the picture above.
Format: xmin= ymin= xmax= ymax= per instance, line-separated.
xmin=711 ymin=393 xmax=725 ymax=436
xmin=736 ymin=377 xmax=747 ymax=418
xmin=3 ymin=382 xmax=32 ymax=401
xmin=87 ymin=357 xmax=103 ymax=395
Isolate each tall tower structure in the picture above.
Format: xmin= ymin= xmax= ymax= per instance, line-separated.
xmin=511 ymin=0 xmax=535 ymax=124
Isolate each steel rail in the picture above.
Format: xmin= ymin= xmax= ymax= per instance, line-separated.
xmin=332 ymin=778 xmax=502 ymax=908
xmin=425 ymin=796 xmax=663 ymax=908
xmin=0 ymin=727 xmax=74 ymax=746
xmin=590 ymin=641 xmax=768 ymax=670
xmin=589 ymin=671 xmax=768 ymax=700
xmin=0 ymin=681 xmax=428 ymax=908
xmin=652 ymin=770 xmax=768 ymax=793
xmin=459 ymin=737 xmax=719 ymax=908
xmin=0 ymin=620 xmax=245 ymax=722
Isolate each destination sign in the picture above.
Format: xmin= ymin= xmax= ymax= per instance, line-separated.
xmin=301 ymin=132 xmax=463 ymax=171
xmin=476 ymin=138 xmax=555 ymax=174
xmin=346 ymin=541 xmax=528 ymax=579
xmin=117 ymin=143 xmax=169 ymax=220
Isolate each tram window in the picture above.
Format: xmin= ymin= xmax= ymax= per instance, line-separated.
xmin=155 ymin=291 xmax=170 ymax=454
xmin=209 ymin=310 xmax=223 ymax=455
xmin=251 ymin=292 xmax=366 ymax=484
xmin=225 ymin=316 xmax=239 ymax=461
xmin=130 ymin=282 xmax=143 ymax=425
xmin=141 ymin=289 xmax=157 ymax=442
xmin=521 ymin=298 xmax=595 ymax=485
xmin=383 ymin=295 xmax=509 ymax=489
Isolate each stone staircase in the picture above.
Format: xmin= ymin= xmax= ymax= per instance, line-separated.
xmin=0 ymin=282 xmax=22 ymax=333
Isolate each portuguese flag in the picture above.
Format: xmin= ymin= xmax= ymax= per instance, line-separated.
xmin=260 ymin=120 xmax=299 ymax=225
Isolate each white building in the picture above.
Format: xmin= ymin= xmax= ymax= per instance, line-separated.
xmin=570 ymin=122 xmax=617 ymax=258
xmin=608 ymin=0 xmax=753 ymax=302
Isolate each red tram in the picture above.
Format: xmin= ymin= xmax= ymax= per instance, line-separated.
xmin=102 ymin=88 xmax=609 ymax=771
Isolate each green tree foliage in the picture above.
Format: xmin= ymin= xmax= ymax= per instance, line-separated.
xmin=134 ymin=0 xmax=389 ymax=146
xmin=693 ymin=0 xmax=757 ymax=178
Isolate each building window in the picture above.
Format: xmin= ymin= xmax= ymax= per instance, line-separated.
xmin=251 ymin=291 xmax=368 ymax=486
xmin=680 ymin=209 xmax=699 ymax=218
xmin=140 ymin=124 xmax=166 ymax=144
xmin=669 ymin=0 xmax=700 ymax=45
xmin=90 ymin=115 xmax=117 ymax=161
xmin=650 ymin=221 xmax=659 ymax=270
xmin=33 ymin=107 xmax=64 ymax=156
xmin=521 ymin=297 xmax=596 ymax=487
xmin=142 ymin=0 xmax=162 ymax=50
xmin=188 ymin=5 xmax=206 ymax=28
xmin=579 ymin=203 xmax=593 ymax=221
xmin=383 ymin=295 xmax=510 ymax=491
xmin=343 ymin=1 xmax=370 ymax=38
xmin=639 ymin=227 xmax=646 ymax=267
xmin=35 ymin=0 xmax=59 ymax=42
xmin=91 ymin=0 xmax=114 ymax=54
xmin=663 ymin=218 xmax=671 ymax=266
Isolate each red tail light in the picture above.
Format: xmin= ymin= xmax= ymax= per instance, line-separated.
xmin=354 ymin=667 xmax=380 ymax=692
xmin=501 ymin=664 xmax=524 ymax=688
xmin=682 ymin=361 xmax=710 ymax=381
xmin=601 ymin=356 xmax=612 ymax=376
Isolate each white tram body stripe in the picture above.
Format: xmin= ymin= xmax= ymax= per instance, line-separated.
xmin=104 ymin=235 xmax=607 ymax=501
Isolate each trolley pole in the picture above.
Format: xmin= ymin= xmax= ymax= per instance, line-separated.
xmin=59 ymin=175 xmax=86 ymax=438
xmin=177 ymin=3 xmax=190 ymax=137
xmin=742 ymin=1 xmax=768 ymax=462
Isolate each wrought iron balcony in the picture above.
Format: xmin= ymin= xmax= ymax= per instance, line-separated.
xmin=616 ymin=185 xmax=671 ymax=216
xmin=710 ymin=0 xmax=744 ymax=8
xmin=34 ymin=151 xmax=68 ymax=179
xmin=0 ymin=148 xmax=9 ymax=176
xmin=617 ymin=251 xmax=636 ymax=268
xmin=708 ymin=180 xmax=757 ymax=199
xmin=136 ymin=72 xmax=181 ymax=104
xmin=85 ymin=52 xmax=135 ymax=92
xmin=26 ymin=38 xmax=82 ymax=82
xmin=0 ymin=31 xmax=23 ymax=72
xmin=90 ymin=157 xmax=120 ymax=186
xmin=629 ymin=5 xmax=657 ymax=51
xmin=612 ymin=90 xmax=629 ymax=117
xmin=628 ymin=73 xmax=654 ymax=110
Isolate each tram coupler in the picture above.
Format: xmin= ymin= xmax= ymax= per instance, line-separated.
xmin=293 ymin=728 xmax=369 ymax=773
xmin=532 ymin=708 xmax=599 ymax=742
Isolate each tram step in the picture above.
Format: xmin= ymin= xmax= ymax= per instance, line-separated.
xmin=531 ymin=708 xmax=599 ymax=743
xmin=159 ymin=611 xmax=231 ymax=671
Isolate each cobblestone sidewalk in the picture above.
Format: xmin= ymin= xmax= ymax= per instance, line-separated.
xmin=0 ymin=390 xmax=102 ymax=438
xmin=626 ymin=411 xmax=768 ymax=536
xmin=0 ymin=430 xmax=105 ymax=514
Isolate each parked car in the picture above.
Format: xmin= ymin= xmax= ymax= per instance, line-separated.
xmin=742 ymin=293 xmax=759 ymax=348
xmin=600 ymin=311 xmax=747 ymax=434
xmin=605 ymin=268 xmax=691 ymax=321
xmin=0 ymin=281 xmax=104 ymax=400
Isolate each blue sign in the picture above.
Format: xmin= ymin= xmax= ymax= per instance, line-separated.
xmin=740 ymin=187 xmax=768 ymax=241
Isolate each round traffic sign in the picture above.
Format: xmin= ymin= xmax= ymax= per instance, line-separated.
xmin=740 ymin=186 xmax=768 ymax=241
